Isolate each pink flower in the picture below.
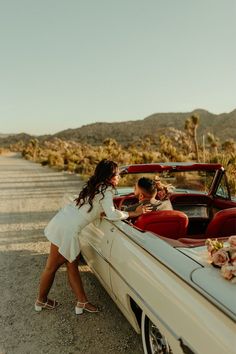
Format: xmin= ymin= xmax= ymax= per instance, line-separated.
xmin=228 ymin=235 xmax=236 ymax=249
xmin=157 ymin=190 xmax=166 ymax=201
xmin=212 ymin=249 xmax=229 ymax=267
xmin=206 ymin=243 xmax=215 ymax=254
xmin=233 ymin=269 xmax=236 ymax=277
xmin=206 ymin=236 xmax=236 ymax=282
xmin=221 ymin=264 xmax=236 ymax=280
xmin=230 ymin=251 xmax=236 ymax=264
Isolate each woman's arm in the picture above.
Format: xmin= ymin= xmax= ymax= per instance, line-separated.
xmin=100 ymin=190 xmax=129 ymax=220
xmin=100 ymin=190 xmax=150 ymax=220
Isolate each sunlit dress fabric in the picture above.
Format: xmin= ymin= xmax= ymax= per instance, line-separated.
xmin=44 ymin=187 xmax=128 ymax=262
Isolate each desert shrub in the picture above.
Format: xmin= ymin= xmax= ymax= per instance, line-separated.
xmin=47 ymin=152 xmax=64 ymax=169
xmin=66 ymin=161 xmax=77 ymax=172
xmin=15 ymin=131 xmax=235 ymax=196
xmin=207 ymin=152 xmax=236 ymax=197
xmin=0 ymin=148 xmax=10 ymax=155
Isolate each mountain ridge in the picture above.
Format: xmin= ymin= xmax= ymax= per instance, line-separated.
xmin=1 ymin=109 xmax=235 ymax=147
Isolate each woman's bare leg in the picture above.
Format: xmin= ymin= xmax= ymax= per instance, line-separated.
xmin=37 ymin=243 xmax=66 ymax=303
xmin=66 ymin=257 xmax=97 ymax=311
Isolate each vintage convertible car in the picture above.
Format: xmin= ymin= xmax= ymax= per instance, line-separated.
xmin=79 ymin=163 xmax=236 ymax=354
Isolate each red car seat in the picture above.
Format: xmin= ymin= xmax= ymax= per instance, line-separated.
xmin=134 ymin=210 xmax=189 ymax=239
xmin=205 ymin=208 xmax=236 ymax=238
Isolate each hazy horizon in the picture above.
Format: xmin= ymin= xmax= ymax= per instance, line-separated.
xmin=1 ymin=0 xmax=235 ymax=135
xmin=1 ymin=107 xmax=235 ymax=137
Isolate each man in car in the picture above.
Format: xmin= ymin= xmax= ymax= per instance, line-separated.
xmin=123 ymin=177 xmax=173 ymax=212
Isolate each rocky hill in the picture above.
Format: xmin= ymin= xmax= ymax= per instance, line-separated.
xmin=1 ymin=109 xmax=235 ymax=147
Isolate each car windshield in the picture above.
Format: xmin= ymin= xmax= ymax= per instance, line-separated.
xmin=118 ymin=170 xmax=216 ymax=194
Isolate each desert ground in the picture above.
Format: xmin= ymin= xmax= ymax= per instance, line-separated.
xmin=0 ymin=152 xmax=143 ymax=354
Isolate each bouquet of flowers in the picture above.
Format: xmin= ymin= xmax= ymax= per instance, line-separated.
xmin=205 ymin=236 xmax=236 ymax=283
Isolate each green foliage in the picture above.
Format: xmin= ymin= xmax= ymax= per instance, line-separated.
xmin=191 ymin=114 xmax=200 ymax=126
xmin=184 ymin=114 xmax=200 ymax=162
xmin=222 ymin=139 xmax=236 ymax=153
xmin=3 ymin=120 xmax=235 ymax=196
xmin=159 ymin=135 xmax=185 ymax=161
xmin=207 ymin=152 xmax=236 ymax=197
xmin=0 ymin=147 xmax=10 ymax=155
xmin=48 ymin=152 xmax=64 ymax=168
xmin=207 ymin=132 xmax=220 ymax=154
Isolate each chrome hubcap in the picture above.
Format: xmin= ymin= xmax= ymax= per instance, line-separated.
xmin=148 ymin=321 xmax=170 ymax=354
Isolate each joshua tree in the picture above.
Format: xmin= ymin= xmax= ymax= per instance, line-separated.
xmin=102 ymin=138 xmax=118 ymax=147
xmin=185 ymin=114 xmax=200 ymax=161
xmin=207 ymin=133 xmax=219 ymax=155
xmin=222 ymin=139 xmax=236 ymax=153
xmin=159 ymin=135 xmax=183 ymax=161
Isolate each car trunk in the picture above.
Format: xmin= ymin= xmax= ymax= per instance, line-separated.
xmin=179 ymin=246 xmax=236 ymax=321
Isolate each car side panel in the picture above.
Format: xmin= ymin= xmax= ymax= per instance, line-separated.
xmin=109 ymin=229 xmax=236 ymax=354
xmin=79 ymin=219 xmax=114 ymax=288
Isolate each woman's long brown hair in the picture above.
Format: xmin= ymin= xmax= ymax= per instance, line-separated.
xmin=75 ymin=159 xmax=118 ymax=211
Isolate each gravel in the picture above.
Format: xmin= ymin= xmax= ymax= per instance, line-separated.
xmin=0 ymin=153 xmax=143 ymax=354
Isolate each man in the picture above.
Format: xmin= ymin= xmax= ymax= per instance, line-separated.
xmin=124 ymin=177 xmax=173 ymax=212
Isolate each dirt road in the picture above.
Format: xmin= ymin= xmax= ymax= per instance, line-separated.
xmin=0 ymin=153 xmax=143 ymax=354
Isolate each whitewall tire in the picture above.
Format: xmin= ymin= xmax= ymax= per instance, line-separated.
xmin=141 ymin=312 xmax=172 ymax=354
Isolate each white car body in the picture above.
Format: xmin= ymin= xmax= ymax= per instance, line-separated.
xmin=80 ymin=218 xmax=236 ymax=354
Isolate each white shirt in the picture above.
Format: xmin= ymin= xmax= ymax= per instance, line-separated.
xmin=44 ymin=187 xmax=129 ymax=262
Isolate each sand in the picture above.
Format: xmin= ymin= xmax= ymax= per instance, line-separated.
xmin=0 ymin=152 xmax=143 ymax=354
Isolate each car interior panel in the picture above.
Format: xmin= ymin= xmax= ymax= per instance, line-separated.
xmin=170 ymin=196 xmax=211 ymax=235
xmin=177 ymin=236 xmax=229 ymax=246
xmin=205 ymin=208 xmax=236 ymax=238
xmin=210 ymin=198 xmax=236 ymax=212
xmin=114 ymin=192 xmax=236 ymax=239
xmin=113 ymin=162 xmax=236 ymax=243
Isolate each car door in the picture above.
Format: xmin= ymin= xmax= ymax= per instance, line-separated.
xmin=79 ymin=218 xmax=116 ymax=289
xmin=212 ymin=173 xmax=236 ymax=211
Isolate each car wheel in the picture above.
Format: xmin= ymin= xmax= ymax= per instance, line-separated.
xmin=141 ymin=313 xmax=172 ymax=354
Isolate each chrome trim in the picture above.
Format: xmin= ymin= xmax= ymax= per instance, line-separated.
xmin=87 ymin=240 xmax=109 ymax=264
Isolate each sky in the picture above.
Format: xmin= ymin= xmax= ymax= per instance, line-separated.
xmin=0 ymin=0 xmax=235 ymax=135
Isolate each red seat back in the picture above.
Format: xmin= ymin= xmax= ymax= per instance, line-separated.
xmin=206 ymin=208 xmax=236 ymax=238
xmin=134 ymin=210 xmax=188 ymax=239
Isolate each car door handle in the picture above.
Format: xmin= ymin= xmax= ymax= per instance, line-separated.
xmin=110 ymin=227 xmax=115 ymax=232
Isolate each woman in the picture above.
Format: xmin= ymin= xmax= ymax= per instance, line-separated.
xmin=154 ymin=176 xmax=173 ymax=210
xmin=35 ymin=159 xmax=148 ymax=315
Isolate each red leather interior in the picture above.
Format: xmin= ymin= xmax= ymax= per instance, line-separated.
xmin=211 ymin=198 xmax=236 ymax=210
xmin=170 ymin=193 xmax=212 ymax=205
xmin=134 ymin=210 xmax=189 ymax=239
xmin=205 ymin=207 xmax=236 ymax=238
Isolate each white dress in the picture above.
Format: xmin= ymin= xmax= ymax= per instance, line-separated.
xmin=44 ymin=187 xmax=129 ymax=262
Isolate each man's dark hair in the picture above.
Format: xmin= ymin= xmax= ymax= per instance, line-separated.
xmin=137 ymin=177 xmax=157 ymax=197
